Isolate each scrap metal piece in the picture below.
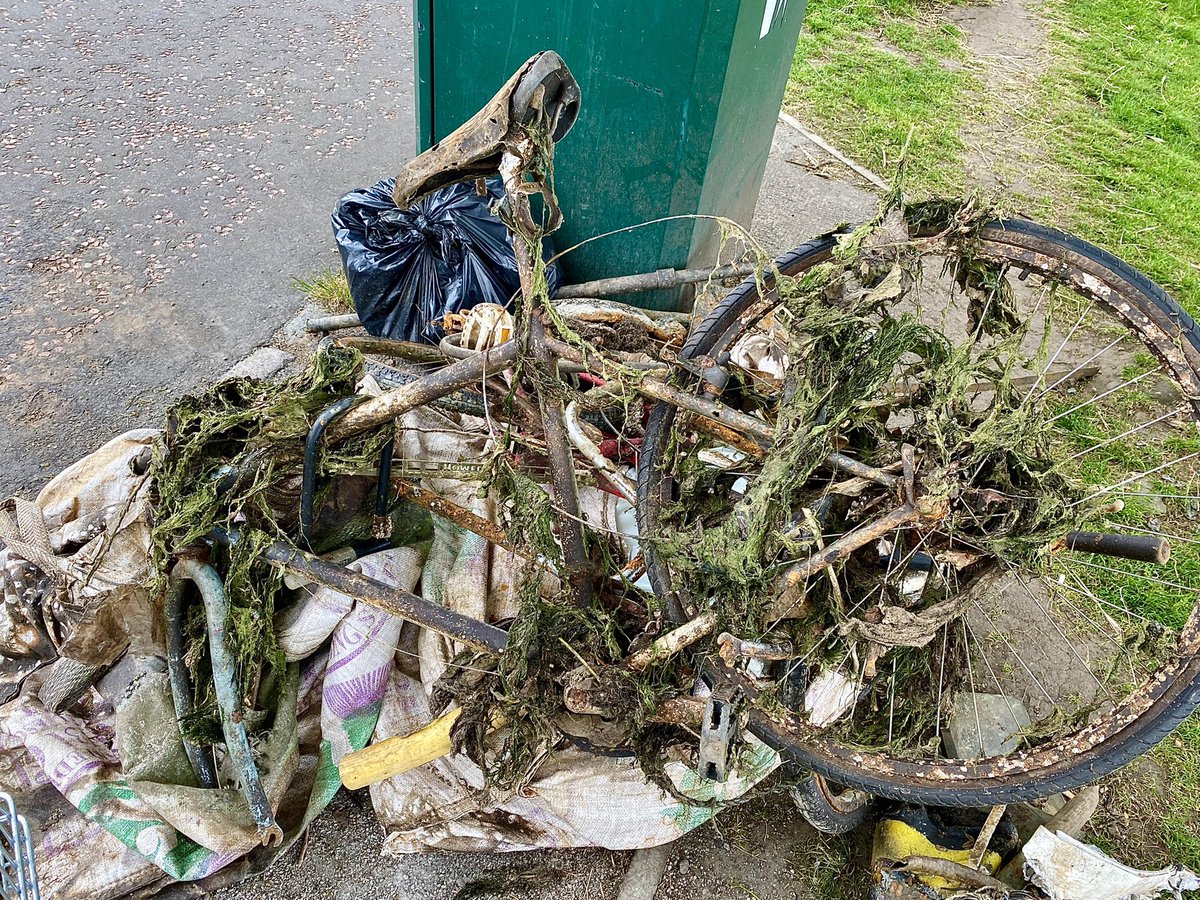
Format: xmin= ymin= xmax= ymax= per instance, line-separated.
xmin=698 ymin=679 xmax=740 ymax=783
xmin=172 ymin=558 xmax=281 ymax=845
xmin=0 ymin=790 xmax=41 ymax=900
xmin=209 ymin=527 xmax=509 ymax=655
xmin=1023 ymin=827 xmax=1200 ymax=900
xmin=164 ymin=569 xmax=219 ymax=789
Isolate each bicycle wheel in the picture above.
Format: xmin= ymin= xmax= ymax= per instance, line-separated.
xmin=790 ymin=774 xmax=874 ymax=834
xmin=636 ymin=210 xmax=1200 ymax=805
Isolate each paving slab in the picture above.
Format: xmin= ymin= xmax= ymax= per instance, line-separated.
xmin=750 ymin=121 xmax=879 ymax=252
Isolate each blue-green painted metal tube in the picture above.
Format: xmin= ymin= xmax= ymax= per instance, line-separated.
xmin=164 ymin=570 xmax=218 ymax=789
xmin=174 ymin=557 xmax=283 ymax=846
xmin=299 ymin=396 xmax=361 ymax=549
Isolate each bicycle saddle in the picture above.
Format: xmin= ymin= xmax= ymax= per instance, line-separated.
xmin=392 ymin=51 xmax=581 ymax=210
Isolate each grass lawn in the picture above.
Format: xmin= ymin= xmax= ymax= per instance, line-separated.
xmin=788 ymin=0 xmax=1200 ymax=878
xmin=786 ymin=0 xmax=1200 ymax=317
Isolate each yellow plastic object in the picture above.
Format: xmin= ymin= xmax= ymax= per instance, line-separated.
xmin=339 ymin=708 xmax=461 ymax=790
xmin=872 ymin=818 xmax=1002 ymax=890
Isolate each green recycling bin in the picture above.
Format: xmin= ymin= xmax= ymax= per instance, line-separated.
xmin=413 ymin=0 xmax=808 ymax=310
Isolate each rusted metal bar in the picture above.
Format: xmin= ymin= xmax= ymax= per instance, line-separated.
xmin=529 ymin=316 xmax=594 ymax=607
xmin=687 ymin=414 xmax=767 ymax=460
xmin=627 ymin=611 xmax=718 ymax=672
xmin=173 ymin=557 xmax=282 ymax=845
xmin=554 ymin=262 xmax=758 ymax=299
xmin=208 ymin=527 xmax=509 ymax=655
xmin=391 ymin=478 xmax=515 ymax=552
xmin=565 ymin=400 xmax=637 ymax=502
xmin=1064 ymin=530 xmax=1171 ymax=564
xmin=306 ymin=312 xmax=361 ymax=333
xmin=335 ymin=335 xmax=445 ymax=364
xmin=326 ymin=340 xmax=520 ymax=444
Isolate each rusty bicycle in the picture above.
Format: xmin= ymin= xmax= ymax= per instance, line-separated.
xmin=157 ymin=50 xmax=1200 ymax=838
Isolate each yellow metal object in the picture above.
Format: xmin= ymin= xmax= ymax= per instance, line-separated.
xmin=339 ymin=708 xmax=462 ymax=790
xmin=872 ymin=818 xmax=1002 ymax=890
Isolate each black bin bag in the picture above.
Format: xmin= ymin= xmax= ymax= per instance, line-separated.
xmin=332 ymin=177 xmax=562 ymax=344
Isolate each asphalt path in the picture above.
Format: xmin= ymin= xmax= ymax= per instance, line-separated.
xmin=0 ymin=0 xmax=414 ymax=496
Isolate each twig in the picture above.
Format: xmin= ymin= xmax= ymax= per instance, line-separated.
xmin=627 ymin=611 xmax=718 ymax=672
xmin=778 ymin=112 xmax=888 ymax=189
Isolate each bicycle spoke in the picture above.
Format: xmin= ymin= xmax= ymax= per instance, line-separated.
xmin=1069 ymin=452 xmax=1200 ymax=507
xmin=1067 ymin=409 xmax=1180 ymax=460
xmin=1004 ymin=561 xmax=1115 ymax=703
xmin=1047 ymin=370 xmax=1157 ymax=424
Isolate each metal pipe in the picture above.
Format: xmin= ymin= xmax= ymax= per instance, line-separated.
xmin=391 ymin=478 xmax=516 ymax=552
xmin=564 ymin=400 xmax=637 ymax=502
xmin=299 ymin=396 xmax=361 ymax=549
xmin=554 ymin=262 xmax=759 ymax=299
xmin=306 ymin=312 xmax=362 ymax=333
xmin=335 ymin=335 xmax=445 ymax=364
xmin=326 ymin=339 xmax=521 ymax=444
xmin=305 ymin=266 xmax=756 ymax=334
xmin=164 ymin=571 xmax=218 ymax=789
xmin=173 ymin=558 xmax=282 ymax=845
xmin=530 ymin=317 xmax=594 ymax=607
xmin=208 ymin=527 xmax=509 ymax=655
xmin=1065 ymin=530 xmax=1171 ymax=564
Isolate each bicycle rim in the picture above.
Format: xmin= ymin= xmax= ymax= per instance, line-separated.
xmin=636 ymin=213 xmax=1200 ymax=805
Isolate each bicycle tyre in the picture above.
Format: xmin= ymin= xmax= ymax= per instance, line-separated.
xmin=636 ymin=219 xmax=1200 ymax=806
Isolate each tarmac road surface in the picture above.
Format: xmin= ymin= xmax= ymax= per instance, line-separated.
xmin=0 ymin=0 xmax=414 ymax=497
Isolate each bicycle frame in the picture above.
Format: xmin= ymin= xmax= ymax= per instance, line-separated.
xmin=178 ymin=51 xmax=1176 ymax=802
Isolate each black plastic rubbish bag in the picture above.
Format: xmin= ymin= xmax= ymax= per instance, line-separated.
xmin=331 ymin=177 xmax=561 ymax=344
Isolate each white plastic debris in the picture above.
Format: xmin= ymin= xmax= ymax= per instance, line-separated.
xmin=444 ymin=302 xmax=513 ymax=350
xmin=804 ymin=668 xmax=857 ymax=727
xmin=1023 ymin=827 xmax=1200 ymax=900
xmin=729 ymin=332 xmax=788 ymax=382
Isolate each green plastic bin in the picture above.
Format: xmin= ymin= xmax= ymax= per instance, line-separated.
xmin=413 ymin=0 xmax=807 ymax=309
